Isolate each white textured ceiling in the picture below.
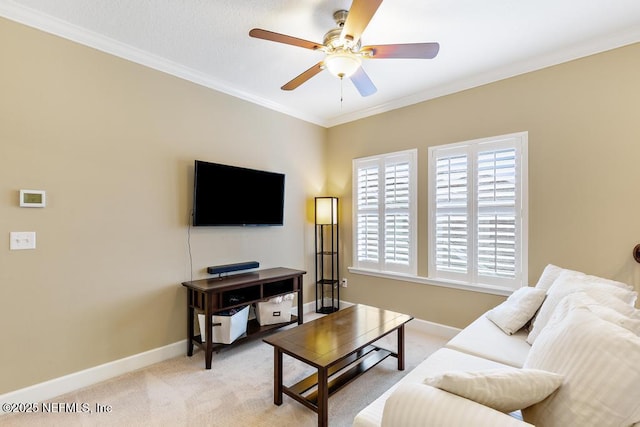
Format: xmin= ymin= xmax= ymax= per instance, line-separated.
xmin=1 ymin=0 xmax=640 ymax=127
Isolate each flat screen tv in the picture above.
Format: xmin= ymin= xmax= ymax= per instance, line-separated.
xmin=192 ymin=160 xmax=285 ymax=226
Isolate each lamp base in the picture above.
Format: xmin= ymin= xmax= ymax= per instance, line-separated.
xmin=316 ymin=306 xmax=339 ymax=315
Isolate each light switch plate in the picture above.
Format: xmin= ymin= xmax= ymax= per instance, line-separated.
xmin=10 ymin=232 xmax=36 ymax=250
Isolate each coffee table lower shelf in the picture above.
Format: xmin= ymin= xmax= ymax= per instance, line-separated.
xmin=264 ymin=304 xmax=413 ymax=427
xmin=285 ymin=345 xmax=393 ymax=410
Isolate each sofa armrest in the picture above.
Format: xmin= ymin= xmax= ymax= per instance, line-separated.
xmin=381 ymin=384 xmax=533 ymax=427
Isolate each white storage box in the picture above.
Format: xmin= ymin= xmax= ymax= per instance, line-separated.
xmin=256 ymin=294 xmax=294 ymax=326
xmin=198 ymin=305 xmax=249 ymax=344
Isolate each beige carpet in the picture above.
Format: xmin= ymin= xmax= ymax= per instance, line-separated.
xmin=3 ymin=324 xmax=447 ymax=427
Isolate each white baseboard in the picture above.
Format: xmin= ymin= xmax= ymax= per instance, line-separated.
xmin=0 ymin=340 xmax=186 ymax=409
xmin=406 ymin=318 xmax=461 ymax=340
xmin=1 ymin=302 xmax=318 ymax=407
xmin=303 ymin=299 xmax=460 ymax=339
xmin=2 ymin=300 xmax=458 ymax=410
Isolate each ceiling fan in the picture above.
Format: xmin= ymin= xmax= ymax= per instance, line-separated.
xmin=249 ymin=0 xmax=440 ymax=97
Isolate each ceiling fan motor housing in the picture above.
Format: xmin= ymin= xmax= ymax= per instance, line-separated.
xmin=324 ymin=10 xmax=360 ymax=52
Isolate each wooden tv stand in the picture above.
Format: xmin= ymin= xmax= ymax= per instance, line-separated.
xmin=182 ymin=267 xmax=306 ymax=369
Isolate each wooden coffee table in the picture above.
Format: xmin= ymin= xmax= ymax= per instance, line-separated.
xmin=263 ymin=304 xmax=413 ymax=427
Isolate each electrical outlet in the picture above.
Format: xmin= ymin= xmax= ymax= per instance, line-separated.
xmin=341 ymin=278 xmax=348 ymax=288
xmin=10 ymin=231 xmax=36 ymax=250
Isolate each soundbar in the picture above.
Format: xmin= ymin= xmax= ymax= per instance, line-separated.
xmin=207 ymin=261 xmax=260 ymax=276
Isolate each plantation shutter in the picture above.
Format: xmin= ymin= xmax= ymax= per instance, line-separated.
xmin=429 ymin=132 xmax=527 ymax=291
xmin=434 ymin=154 xmax=468 ymax=275
xmin=477 ymin=148 xmax=517 ymax=279
xmin=385 ymin=161 xmax=411 ymax=266
xmin=356 ymin=164 xmax=379 ymax=264
xmin=353 ymin=150 xmax=416 ymax=274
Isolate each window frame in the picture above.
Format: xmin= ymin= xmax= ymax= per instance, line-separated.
xmin=427 ymin=132 xmax=528 ymax=292
xmin=352 ymin=149 xmax=417 ymax=275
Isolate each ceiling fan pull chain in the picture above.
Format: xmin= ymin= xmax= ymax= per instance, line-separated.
xmin=340 ymin=76 xmax=344 ymax=109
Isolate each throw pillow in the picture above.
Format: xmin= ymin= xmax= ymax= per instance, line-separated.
xmin=579 ymin=272 xmax=635 ymax=291
xmin=567 ymin=289 xmax=640 ymax=319
xmin=550 ymin=292 xmax=640 ymax=336
xmin=534 ymin=264 xmax=567 ymax=291
xmin=523 ymin=307 xmax=640 ymax=427
xmin=486 ymin=287 xmax=547 ymax=335
xmin=382 ymin=383 xmax=533 ymax=427
xmin=526 ymin=271 xmax=637 ymax=344
xmin=424 ymin=368 xmax=564 ymax=413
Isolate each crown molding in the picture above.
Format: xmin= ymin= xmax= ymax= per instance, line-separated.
xmin=325 ymin=27 xmax=640 ymax=127
xmin=2 ymin=1 xmax=639 ymax=129
xmin=0 ymin=1 xmax=328 ymax=127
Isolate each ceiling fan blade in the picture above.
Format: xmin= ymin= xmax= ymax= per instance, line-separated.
xmin=341 ymin=0 xmax=383 ymax=43
xmin=249 ymin=28 xmax=323 ymax=50
xmin=362 ymin=42 xmax=440 ymax=59
xmin=281 ymin=62 xmax=324 ymax=91
xmin=350 ymin=67 xmax=377 ymax=97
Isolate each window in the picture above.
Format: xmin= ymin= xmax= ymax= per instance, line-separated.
xmin=353 ymin=149 xmax=417 ymax=275
xmin=428 ymin=132 xmax=528 ymax=291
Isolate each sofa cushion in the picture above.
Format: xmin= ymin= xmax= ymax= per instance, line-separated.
xmin=523 ymin=306 xmax=640 ymax=427
xmin=445 ymin=315 xmax=531 ymax=367
xmin=563 ymin=289 xmax=640 ymax=319
xmin=557 ymin=292 xmax=640 ymax=335
xmin=578 ymin=272 xmax=636 ymax=291
xmin=534 ymin=264 xmax=634 ymax=293
xmin=353 ymin=348 xmax=513 ymax=427
xmin=527 ymin=270 xmax=637 ymax=344
xmin=534 ymin=263 xmax=566 ymax=291
xmin=381 ymin=383 xmax=533 ymax=427
xmin=424 ymin=368 xmax=563 ymax=413
xmin=486 ymin=287 xmax=546 ymax=335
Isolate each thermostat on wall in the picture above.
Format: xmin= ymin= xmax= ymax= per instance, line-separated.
xmin=20 ymin=189 xmax=46 ymax=207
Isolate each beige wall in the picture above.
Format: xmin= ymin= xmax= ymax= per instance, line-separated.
xmin=327 ymin=42 xmax=640 ymax=327
xmin=2 ymin=13 xmax=640 ymax=395
xmin=0 ymin=18 xmax=325 ymax=394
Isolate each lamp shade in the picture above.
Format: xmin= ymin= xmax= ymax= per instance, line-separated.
xmin=315 ymin=197 xmax=338 ymax=225
xmin=324 ymin=51 xmax=361 ymax=78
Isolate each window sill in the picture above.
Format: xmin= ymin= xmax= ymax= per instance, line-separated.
xmin=347 ymin=267 xmax=515 ymax=297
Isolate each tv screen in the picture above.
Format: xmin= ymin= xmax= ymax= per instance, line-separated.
xmin=192 ymin=160 xmax=285 ymax=226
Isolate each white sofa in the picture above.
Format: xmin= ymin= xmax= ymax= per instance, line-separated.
xmin=354 ymin=265 xmax=640 ymax=427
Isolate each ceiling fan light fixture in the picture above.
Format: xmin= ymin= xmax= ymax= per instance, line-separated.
xmin=325 ymin=50 xmax=361 ymax=78
xmin=248 ymin=0 xmax=438 ymax=96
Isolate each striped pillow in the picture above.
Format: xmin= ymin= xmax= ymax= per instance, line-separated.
xmin=561 ymin=292 xmax=640 ymax=335
xmin=424 ymin=368 xmax=563 ymax=413
xmin=486 ymin=286 xmax=547 ymax=335
xmin=534 ymin=264 xmax=566 ymax=291
xmin=527 ymin=271 xmax=637 ymax=344
xmin=523 ymin=307 xmax=640 ymax=426
xmin=382 ymin=383 xmax=533 ymax=427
